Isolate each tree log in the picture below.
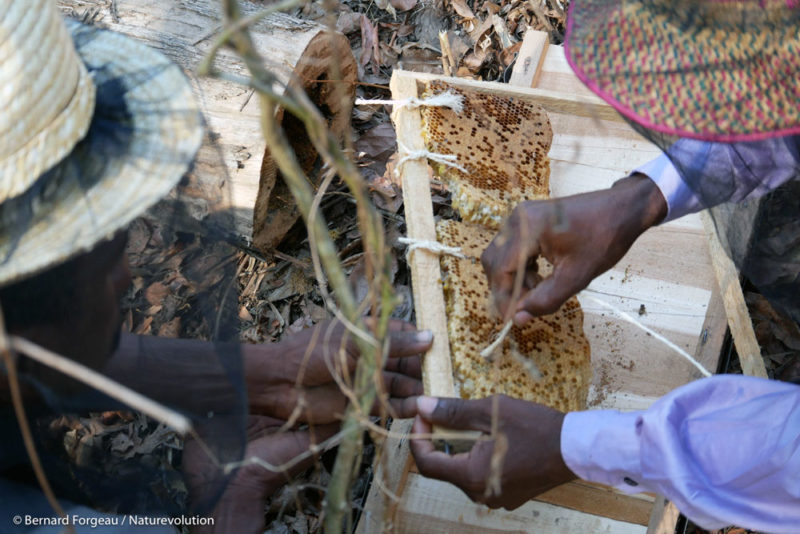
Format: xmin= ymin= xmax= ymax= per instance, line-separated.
xmin=57 ymin=0 xmax=357 ymax=251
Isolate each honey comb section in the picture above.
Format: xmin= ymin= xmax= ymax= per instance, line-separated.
xmin=421 ymin=80 xmax=553 ymax=229
xmin=437 ymin=219 xmax=591 ymax=411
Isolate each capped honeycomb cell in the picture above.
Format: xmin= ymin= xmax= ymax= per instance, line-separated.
xmin=437 ymin=219 xmax=592 ymax=411
xmin=421 ymin=80 xmax=553 ymax=229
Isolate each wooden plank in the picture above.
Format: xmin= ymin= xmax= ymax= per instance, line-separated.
xmin=406 ymin=450 xmax=655 ymax=526
xmin=701 ymin=212 xmax=768 ymax=378
xmin=392 ymin=69 xmax=625 ymax=123
xmin=396 ymin=474 xmax=646 ymax=534
xmin=647 ymin=498 xmax=682 ymax=534
xmin=538 ymin=44 xmax=603 ymax=99
xmin=389 ymin=72 xmax=456 ymax=399
xmin=536 ymin=481 xmax=655 ymax=526
xmin=694 ymin=283 xmax=728 ymax=374
xmin=508 ymin=30 xmax=549 ymax=88
xmin=355 ymin=419 xmax=415 ymax=534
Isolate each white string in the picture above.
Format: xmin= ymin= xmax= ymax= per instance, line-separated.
xmin=480 ymin=320 xmax=513 ymax=360
xmin=355 ymin=91 xmax=464 ymax=113
xmin=397 ymin=237 xmax=466 ymax=262
xmin=579 ymin=293 xmax=712 ymax=378
xmin=395 ymin=141 xmax=469 ymax=176
xmin=479 ymin=320 xmax=542 ymax=380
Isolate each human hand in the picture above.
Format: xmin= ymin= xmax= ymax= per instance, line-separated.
xmin=481 ymin=174 xmax=667 ymax=324
xmin=186 ymin=416 xmax=338 ymax=534
xmin=405 ymin=395 xmax=575 ymax=510
xmin=244 ymin=319 xmax=432 ymax=423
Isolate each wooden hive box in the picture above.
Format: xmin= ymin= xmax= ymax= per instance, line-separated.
xmin=356 ymin=32 xmax=737 ymax=534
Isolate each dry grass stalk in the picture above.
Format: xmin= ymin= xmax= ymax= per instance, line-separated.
xmin=200 ymin=1 xmax=398 ymax=531
xmin=0 ymin=307 xmax=76 ymax=534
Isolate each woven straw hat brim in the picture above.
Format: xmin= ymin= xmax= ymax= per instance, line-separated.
xmin=565 ymin=0 xmax=800 ymax=142
xmin=0 ymin=20 xmax=203 ymax=286
xmin=0 ymin=1 xmax=96 ymax=199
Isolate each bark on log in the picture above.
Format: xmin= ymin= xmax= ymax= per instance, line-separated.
xmin=57 ymin=0 xmax=357 ymax=251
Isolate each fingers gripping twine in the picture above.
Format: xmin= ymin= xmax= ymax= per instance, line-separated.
xmin=355 ymin=91 xmax=464 ymax=113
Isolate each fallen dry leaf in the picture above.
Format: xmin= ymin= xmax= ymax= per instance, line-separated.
xmin=336 ymin=11 xmax=362 ymax=34
xmin=451 ymin=0 xmax=477 ymax=19
xmin=374 ymin=0 xmax=397 ymax=17
xmin=360 ymin=15 xmax=381 ymax=74
xmin=500 ymin=40 xmax=522 ymax=66
xmin=396 ymin=23 xmax=415 ymax=38
xmin=369 ymin=169 xmax=403 ymax=213
xmin=144 ymin=282 xmax=169 ymax=306
xmin=390 ymin=0 xmax=418 ymax=12
xmin=399 ymin=46 xmax=443 ymax=74
xmin=355 ymin=122 xmax=397 ymax=161
xmin=481 ymin=0 xmax=501 ymax=16
xmin=265 ymin=266 xmax=313 ymax=302
xmin=464 ymin=49 xmax=489 ymax=72
xmin=134 ymin=315 xmax=153 ymax=335
xmin=444 ymin=30 xmax=472 ymax=66
xmin=157 ymin=316 xmax=181 ymax=338
xmin=239 ymin=305 xmax=254 ymax=323
xmin=492 ymin=13 xmax=517 ymax=49
xmin=469 ymin=16 xmax=494 ymax=48
xmin=110 ymin=433 xmax=135 ymax=455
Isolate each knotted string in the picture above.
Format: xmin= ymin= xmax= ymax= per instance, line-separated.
xmin=355 ymin=91 xmax=464 ymax=113
xmin=397 ymin=236 xmax=466 ymax=263
xmin=395 ymin=141 xmax=468 ymax=176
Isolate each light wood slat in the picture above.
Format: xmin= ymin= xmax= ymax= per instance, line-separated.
xmin=355 ymin=419 xmax=415 ymax=534
xmin=647 ymin=498 xmax=683 ymax=534
xmin=397 ymin=474 xmax=646 ymax=534
xmin=536 ymin=481 xmax=655 ymax=526
xmin=508 ymin=29 xmax=549 ymax=88
xmin=392 ymin=69 xmax=625 ymax=123
xmin=702 ymin=212 xmax=767 ymax=378
xmin=389 ymin=73 xmax=457 ymax=398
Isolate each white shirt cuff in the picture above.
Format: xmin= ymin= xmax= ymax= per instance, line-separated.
xmin=635 ymin=154 xmax=703 ymax=222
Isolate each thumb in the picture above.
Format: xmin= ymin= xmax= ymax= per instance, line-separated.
xmin=416 ymin=396 xmax=492 ymax=433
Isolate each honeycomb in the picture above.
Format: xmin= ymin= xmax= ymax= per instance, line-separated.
xmin=436 ymin=219 xmax=592 ymax=411
xmin=421 ymin=80 xmax=553 ymax=229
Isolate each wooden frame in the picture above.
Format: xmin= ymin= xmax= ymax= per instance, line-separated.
xmin=358 ymin=29 xmax=763 ymax=534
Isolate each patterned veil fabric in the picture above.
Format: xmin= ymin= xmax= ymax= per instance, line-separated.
xmin=565 ymin=0 xmax=800 ymax=322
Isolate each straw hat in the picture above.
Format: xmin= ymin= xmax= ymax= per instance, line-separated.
xmin=564 ymin=0 xmax=800 ymax=142
xmin=0 ymin=0 xmax=203 ymax=285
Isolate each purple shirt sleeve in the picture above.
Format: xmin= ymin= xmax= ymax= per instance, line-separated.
xmin=636 ymin=154 xmax=704 ymax=221
xmin=561 ymin=375 xmax=800 ymax=532
xmin=635 ymin=136 xmax=800 ymax=222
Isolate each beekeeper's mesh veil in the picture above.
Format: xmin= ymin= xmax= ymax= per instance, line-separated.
xmin=565 ymin=0 xmax=800 ymax=322
xmin=634 ymin=135 xmax=800 ymax=323
xmin=0 ymin=17 xmax=249 ymax=518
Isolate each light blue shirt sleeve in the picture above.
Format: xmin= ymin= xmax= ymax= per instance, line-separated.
xmin=635 ymin=136 xmax=800 ymax=222
xmin=561 ymin=375 xmax=800 ymax=533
